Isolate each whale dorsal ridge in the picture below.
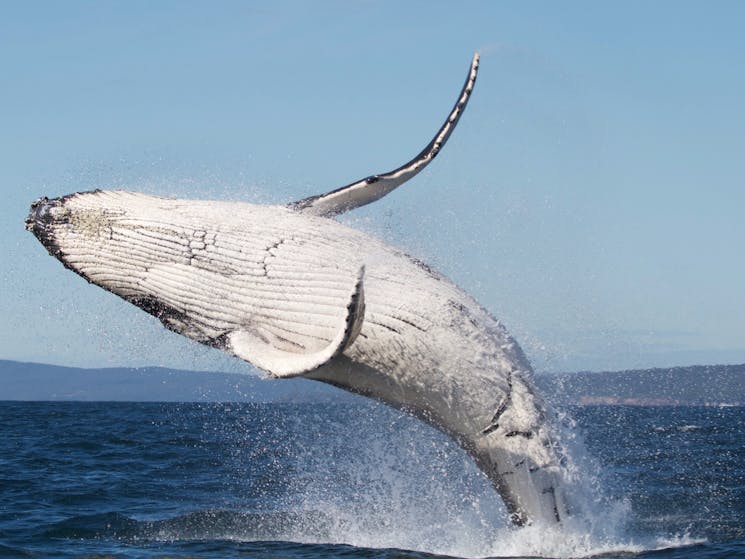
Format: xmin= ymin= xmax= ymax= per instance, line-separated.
xmin=227 ymin=266 xmax=366 ymax=378
xmin=289 ymin=53 xmax=479 ymax=218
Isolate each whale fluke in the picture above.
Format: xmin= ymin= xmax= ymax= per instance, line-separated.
xmin=228 ymin=266 xmax=366 ymax=378
xmin=289 ymin=52 xmax=479 ymax=217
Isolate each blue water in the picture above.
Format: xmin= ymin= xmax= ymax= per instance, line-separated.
xmin=1 ymin=401 xmax=744 ymax=558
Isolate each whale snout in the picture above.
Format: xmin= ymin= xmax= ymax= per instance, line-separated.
xmin=26 ymin=197 xmax=50 ymax=228
xmin=27 ymin=195 xmax=65 ymax=223
xmin=26 ymin=196 xmax=68 ymax=251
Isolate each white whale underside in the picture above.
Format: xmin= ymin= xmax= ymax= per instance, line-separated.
xmin=26 ymin=53 xmax=572 ymax=526
xmin=35 ymin=190 xmax=569 ymax=526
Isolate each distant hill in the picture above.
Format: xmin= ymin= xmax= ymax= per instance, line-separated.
xmin=536 ymin=363 xmax=745 ymax=406
xmin=1 ymin=359 xmax=744 ymax=405
xmin=0 ymin=360 xmax=355 ymax=403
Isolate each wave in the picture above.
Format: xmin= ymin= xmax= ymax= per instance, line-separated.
xmin=39 ymin=509 xmax=704 ymax=559
xmin=0 ymin=543 xmax=34 ymax=557
xmin=652 ymin=424 xmax=703 ymax=433
xmin=42 ymin=510 xmax=320 ymax=542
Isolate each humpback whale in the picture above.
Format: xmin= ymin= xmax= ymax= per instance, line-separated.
xmin=26 ymin=53 xmax=571 ymax=526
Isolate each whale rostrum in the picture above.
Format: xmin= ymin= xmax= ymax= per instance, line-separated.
xmin=26 ymin=53 xmax=571 ymax=526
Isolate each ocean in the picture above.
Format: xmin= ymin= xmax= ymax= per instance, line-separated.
xmin=1 ymin=401 xmax=744 ymax=559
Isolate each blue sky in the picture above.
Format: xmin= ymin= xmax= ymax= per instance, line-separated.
xmin=1 ymin=1 xmax=744 ymax=374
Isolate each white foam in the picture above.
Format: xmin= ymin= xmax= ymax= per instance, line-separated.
xmin=268 ymin=405 xmax=704 ymax=558
xmin=209 ymin=405 xmax=677 ymax=558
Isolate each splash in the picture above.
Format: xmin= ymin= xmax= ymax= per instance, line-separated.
xmin=186 ymin=401 xmax=700 ymax=558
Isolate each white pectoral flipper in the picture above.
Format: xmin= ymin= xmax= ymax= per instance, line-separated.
xmin=290 ymin=53 xmax=479 ymax=218
xmin=228 ymin=266 xmax=366 ymax=378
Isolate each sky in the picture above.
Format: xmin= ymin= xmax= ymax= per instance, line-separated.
xmin=1 ymin=1 xmax=744 ymax=376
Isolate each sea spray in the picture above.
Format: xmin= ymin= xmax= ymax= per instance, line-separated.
xmin=206 ymin=400 xmax=658 ymax=557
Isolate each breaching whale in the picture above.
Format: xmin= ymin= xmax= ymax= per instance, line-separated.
xmin=26 ymin=53 xmax=571 ymax=526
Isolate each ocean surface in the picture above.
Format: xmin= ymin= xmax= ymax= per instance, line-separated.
xmin=1 ymin=401 xmax=744 ymax=559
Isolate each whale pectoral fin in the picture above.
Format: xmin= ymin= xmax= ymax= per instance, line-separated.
xmin=289 ymin=53 xmax=479 ymax=218
xmin=228 ymin=266 xmax=366 ymax=378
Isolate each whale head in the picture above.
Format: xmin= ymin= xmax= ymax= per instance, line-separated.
xmin=26 ymin=190 xmax=367 ymax=377
xmin=27 ymin=191 xmax=211 ymax=341
xmin=26 ymin=190 xmax=266 ymax=347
